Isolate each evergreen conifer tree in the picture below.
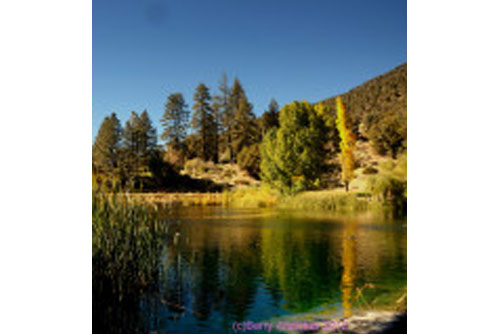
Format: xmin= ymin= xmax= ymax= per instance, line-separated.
xmin=161 ymin=92 xmax=189 ymax=152
xmin=191 ymin=83 xmax=217 ymax=162
xmin=92 ymin=113 xmax=122 ymax=172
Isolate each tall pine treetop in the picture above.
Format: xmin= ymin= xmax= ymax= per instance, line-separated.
xmin=93 ymin=113 xmax=122 ymax=172
xmin=161 ymin=92 xmax=189 ymax=150
xmin=191 ymin=83 xmax=218 ymax=161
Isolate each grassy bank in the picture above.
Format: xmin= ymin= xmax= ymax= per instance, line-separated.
xmin=106 ymin=150 xmax=407 ymax=214
xmin=224 ymin=185 xmax=405 ymax=217
xmin=112 ymin=182 xmax=405 ymax=217
xmin=220 ymin=152 xmax=406 ymax=215
xmin=279 ymin=190 xmax=371 ymax=212
xmin=120 ymin=192 xmax=226 ymax=207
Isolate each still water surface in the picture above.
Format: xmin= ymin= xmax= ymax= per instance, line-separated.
xmin=138 ymin=208 xmax=406 ymax=334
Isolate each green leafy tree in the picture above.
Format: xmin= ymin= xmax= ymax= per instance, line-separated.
xmin=260 ymin=101 xmax=328 ymax=193
xmin=191 ymin=83 xmax=217 ymax=162
xmin=92 ymin=113 xmax=122 ymax=172
xmin=314 ymin=102 xmax=340 ymax=157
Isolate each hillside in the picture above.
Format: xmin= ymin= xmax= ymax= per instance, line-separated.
xmin=320 ymin=63 xmax=407 ymax=158
xmin=93 ymin=63 xmax=407 ymax=195
xmin=319 ymin=63 xmax=406 ymax=128
xmin=179 ymin=64 xmax=408 ymax=191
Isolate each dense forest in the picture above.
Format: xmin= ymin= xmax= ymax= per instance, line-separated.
xmin=92 ymin=63 xmax=407 ymax=196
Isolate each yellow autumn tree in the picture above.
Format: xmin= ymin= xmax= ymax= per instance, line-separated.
xmin=336 ymin=97 xmax=356 ymax=192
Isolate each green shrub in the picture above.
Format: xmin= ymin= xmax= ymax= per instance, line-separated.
xmin=279 ymin=191 xmax=369 ymax=212
xmin=237 ymin=143 xmax=261 ymax=178
xmin=225 ymin=185 xmax=279 ymax=208
xmin=367 ymin=174 xmax=406 ymax=214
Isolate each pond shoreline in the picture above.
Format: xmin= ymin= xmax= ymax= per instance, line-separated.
xmin=273 ymin=310 xmax=406 ymax=334
xmin=112 ymin=192 xmax=227 ymax=207
xmin=109 ymin=189 xmax=406 ymax=218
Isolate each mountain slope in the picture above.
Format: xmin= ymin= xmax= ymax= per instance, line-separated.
xmin=320 ymin=63 xmax=406 ymax=127
xmin=319 ymin=63 xmax=407 ymax=158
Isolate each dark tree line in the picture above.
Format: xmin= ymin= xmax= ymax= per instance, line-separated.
xmin=93 ymin=110 xmax=159 ymax=190
xmin=94 ymin=66 xmax=407 ymax=195
xmin=93 ymin=75 xmax=280 ymax=189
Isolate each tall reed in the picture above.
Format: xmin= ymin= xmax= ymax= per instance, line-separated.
xmin=92 ymin=193 xmax=169 ymax=333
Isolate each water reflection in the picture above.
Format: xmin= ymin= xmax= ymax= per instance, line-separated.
xmin=341 ymin=221 xmax=357 ymax=317
xmin=96 ymin=208 xmax=406 ymax=334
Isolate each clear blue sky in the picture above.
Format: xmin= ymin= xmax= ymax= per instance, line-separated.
xmin=93 ymin=0 xmax=406 ymax=140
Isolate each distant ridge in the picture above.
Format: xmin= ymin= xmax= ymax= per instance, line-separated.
xmin=320 ymin=63 xmax=407 ymax=130
xmin=319 ymin=63 xmax=407 ymax=157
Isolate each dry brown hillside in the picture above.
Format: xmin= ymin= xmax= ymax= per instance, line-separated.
xmin=320 ymin=63 xmax=406 ymax=131
xmin=320 ymin=63 xmax=407 ymax=158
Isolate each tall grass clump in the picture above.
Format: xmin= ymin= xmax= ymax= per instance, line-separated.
xmin=279 ymin=191 xmax=370 ymax=213
xmin=92 ymin=193 xmax=169 ymax=333
xmin=224 ymin=185 xmax=279 ymax=208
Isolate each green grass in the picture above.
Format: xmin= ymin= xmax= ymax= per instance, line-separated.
xmin=279 ymin=190 xmax=370 ymax=213
xmin=223 ymin=184 xmax=279 ymax=208
xmin=221 ymin=184 xmax=406 ymax=218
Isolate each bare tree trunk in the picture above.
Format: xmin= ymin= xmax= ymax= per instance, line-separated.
xmin=345 ymin=181 xmax=349 ymax=192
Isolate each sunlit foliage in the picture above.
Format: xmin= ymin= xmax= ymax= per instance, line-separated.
xmin=260 ymin=101 xmax=328 ymax=194
xmin=336 ymin=97 xmax=356 ymax=192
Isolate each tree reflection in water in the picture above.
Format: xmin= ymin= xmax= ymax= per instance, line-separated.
xmin=94 ymin=209 xmax=406 ymax=334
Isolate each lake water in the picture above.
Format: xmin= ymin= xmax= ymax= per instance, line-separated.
xmin=122 ymin=207 xmax=407 ymax=334
xmin=93 ymin=207 xmax=406 ymax=333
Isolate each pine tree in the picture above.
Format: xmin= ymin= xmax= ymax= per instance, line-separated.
xmin=123 ymin=110 xmax=157 ymax=174
xmin=161 ymin=93 xmax=189 ymax=152
xmin=122 ymin=111 xmax=141 ymax=173
xmin=218 ymin=75 xmax=235 ymax=162
xmin=229 ymin=78 xmax=257 ymax=160
xmin=139 ymin=110 xmax=157 ymax=155
xmin=212 ymin=74 xmax=230 ymax=163
xmin=92 ymin=113 xmax=122 ymax=172
xmin=260 ymin=98 xmax=280 ymax=135
xmin=335 ymin=97 xmax=356 ymax=192
xmin=191 ymin=83 xmax=217 ymax=162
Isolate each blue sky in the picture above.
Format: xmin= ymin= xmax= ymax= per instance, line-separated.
xmin=93 ymin=0 xmax=406 ymax=140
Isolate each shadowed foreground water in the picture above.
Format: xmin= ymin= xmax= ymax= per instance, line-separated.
xmin=93 ymin=207 xmax=406 ymax=334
